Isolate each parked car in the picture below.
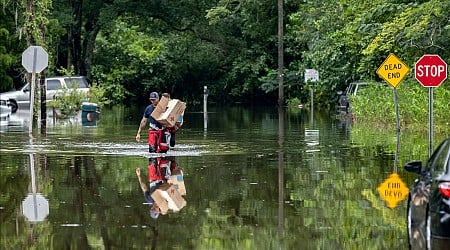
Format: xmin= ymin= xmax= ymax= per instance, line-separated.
xmin=405 ymin=137 xmax=450 ymax=250
xmin=336 ymin=81 xmax=376 ymax=113
xmin=0 ymin=76 xmax=90 ymax=113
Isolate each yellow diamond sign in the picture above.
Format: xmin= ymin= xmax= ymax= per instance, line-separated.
xmin=376 ymin=53 xmax=410 ymax=88
xmin=377 ymin=173 xmax=409 ymax=208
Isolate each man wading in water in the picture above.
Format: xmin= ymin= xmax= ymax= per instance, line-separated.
xmin=136 ymin=92 xmax=164 ymax=153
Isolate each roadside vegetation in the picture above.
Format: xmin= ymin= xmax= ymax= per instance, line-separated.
xmin=351 ymin=80 xmax=449 ymax=134
xmin=46 ymin=69 xmax=109 ymax=116
xmin=47 ymin=82 xmax=108 ymax=117
xmin=0 ymin=0 xmax=449 ymax=110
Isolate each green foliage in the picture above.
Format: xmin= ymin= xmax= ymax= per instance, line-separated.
xmin=92 ymin=19 xmax=163 ymax=104
xmin=56 ymin=66 xmax=75 ymax=76
xmin=351 ymin=81 xmax=450 ymax=134
xmin=363 ymin=1 xmax=450 ymax=59
xmin=87 ymin=82 xmax=110 ymax=108
xmin=0 ymin=27 xmax=15 ymax=92
xmin=286 ymin=97 xmax=302 ymax=109
xmin=47 ymin=85 xmax=87 ymax=117
xmin=0 ymin=3 xmax=26 ymax=92
xmin=3 ymin=0 xmax=450 ymax=108
xmin=286 ymin=0 xmax=450 ymax=108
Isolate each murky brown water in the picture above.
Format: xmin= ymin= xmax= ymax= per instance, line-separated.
xmin=1 ymin=105 xmax=445 ymax=249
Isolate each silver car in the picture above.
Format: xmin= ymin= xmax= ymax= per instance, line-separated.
xmin=0 ymin=76 xmax=90 ymax=113
xmin=336 ymin=81 xmax=382 ymax=114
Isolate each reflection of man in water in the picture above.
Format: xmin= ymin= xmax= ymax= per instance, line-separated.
xmin=136 ymin=161 xmax=164 ymax=219
xmin=135 ymin=157 xmax=182 ymax=218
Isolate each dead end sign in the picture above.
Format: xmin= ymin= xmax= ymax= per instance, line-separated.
xmin=376 ymin=53 xmax=410 ymax=88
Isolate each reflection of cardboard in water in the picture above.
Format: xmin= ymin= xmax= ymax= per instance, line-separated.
xmin=151 ymin=183 xmax=186 ymax=214
xmin=167 ymin=168 xmax=186 ymax=196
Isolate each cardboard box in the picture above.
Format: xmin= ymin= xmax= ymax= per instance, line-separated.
xmin=151 ymin=183 xmax=186 ymax=214
xmin=151 ymin=97 xmax=186 ymax=127
xmin=167 ymin=169 xmax=186 ymax=196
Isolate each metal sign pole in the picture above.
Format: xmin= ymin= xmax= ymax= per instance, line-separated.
xmin=310 ymin=87 xmax=313 ymax=128
xmin=393 ymin=88 xmax=400 ymax=173
xmin=429 ymin=88 xmax=433 ymax=158
xmin=29 ymin=73 xmax=35 ymax=134
xmin=203 ymin=86 xmax=208 ymax=134
xmin=28 ymin=47 xmax=38 ymax=134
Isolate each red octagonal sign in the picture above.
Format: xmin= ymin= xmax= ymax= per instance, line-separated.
xmin=415 ymin=54 xmax=448 ymax=87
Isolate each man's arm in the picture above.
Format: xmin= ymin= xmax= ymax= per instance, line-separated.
xmin=136 ymin=168 xmax=148 ymax=192
xmin=136 ymin=117 xmax=148 ymax=142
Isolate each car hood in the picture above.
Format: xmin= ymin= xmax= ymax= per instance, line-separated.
xmin=1 ymin=91 xmax=16 ymax=98
xmin=0 ymin=89 xmax=24 ymax=99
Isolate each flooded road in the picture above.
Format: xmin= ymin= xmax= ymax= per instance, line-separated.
xmin=0 ymin=105 xmax=445 ymax=249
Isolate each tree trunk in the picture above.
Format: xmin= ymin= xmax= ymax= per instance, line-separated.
xmin=81 ymin=4 xmax=102 ymax=78
xmin=70 ymin=0 xmax=83 ymax=74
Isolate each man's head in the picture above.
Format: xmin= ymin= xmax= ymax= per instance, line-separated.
xmin=150 ymin=205 xmax=160 ymax=219
xmin=149 ymin=92 xmax=159 ymax=100
xmin=149 ymin=92 xmax=159 ymax=105
xmin=162 ymin=93 xmax=170 ymax=99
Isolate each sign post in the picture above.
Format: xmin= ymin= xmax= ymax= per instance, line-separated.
xmin=203 ymin=86 xmax=208 ymax=134
xmin=21 ymin=46 xmax=49 ymax=134
xmin=376 ymin=54 xmax=411 ymax=208
xmin=415 ymin=55 xmax=448 ymax=157
xmin=376 ymin=54 xmax=409 ymax=173
xmin=305 ymin=69 xmax=319 ymax=127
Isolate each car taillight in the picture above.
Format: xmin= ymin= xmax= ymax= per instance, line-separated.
xmin=439 ymin=182 xmax=450 ymax=198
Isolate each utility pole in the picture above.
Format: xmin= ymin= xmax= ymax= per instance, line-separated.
xmin=277 ymin=0 xmax=284 ymax=107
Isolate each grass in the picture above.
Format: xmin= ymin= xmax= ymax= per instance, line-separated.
xmin=350 ymin=79 xmax=449 ymax=135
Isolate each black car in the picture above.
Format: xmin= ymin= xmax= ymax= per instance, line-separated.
xmin=405 ymin=137 xmax=450 ymax=250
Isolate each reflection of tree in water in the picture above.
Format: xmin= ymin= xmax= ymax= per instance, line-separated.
xmin=225 ymin=196 xmax=258 ymax=226
xmin=58 ymin=156 xmax=101 ymax=248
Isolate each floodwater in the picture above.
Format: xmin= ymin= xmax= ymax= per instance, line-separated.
xmin=0 ymin=105 xmax=446 ymax=249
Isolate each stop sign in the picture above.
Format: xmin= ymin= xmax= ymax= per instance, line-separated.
xmin=415 ymin=54 xmax=447 ymax=87
xmin=22 ymin=46 xmax=48 ymax=73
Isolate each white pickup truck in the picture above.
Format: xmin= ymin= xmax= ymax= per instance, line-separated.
xmin=0 ymin=76 xmax=90 ymax=113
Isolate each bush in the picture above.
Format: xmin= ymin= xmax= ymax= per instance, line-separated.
xmin=87 ymin=82 xmax=111 ymax=108
xmin=351 ymin=80 xmax=449 ymax=133
xmin=47 ymin=85 xmax=87 ymax=117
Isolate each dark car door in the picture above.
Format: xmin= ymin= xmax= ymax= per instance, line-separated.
xmin=427 ymin=140 xmax=450 ymax=237
xmin=408 ymin=139 xmax=449 ymax=248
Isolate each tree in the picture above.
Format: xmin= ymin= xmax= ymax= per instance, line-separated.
xmin=50 ymin=0 xmax=111 ymax=76
xmin=0 ymin=3 xmax=23 ymax=92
